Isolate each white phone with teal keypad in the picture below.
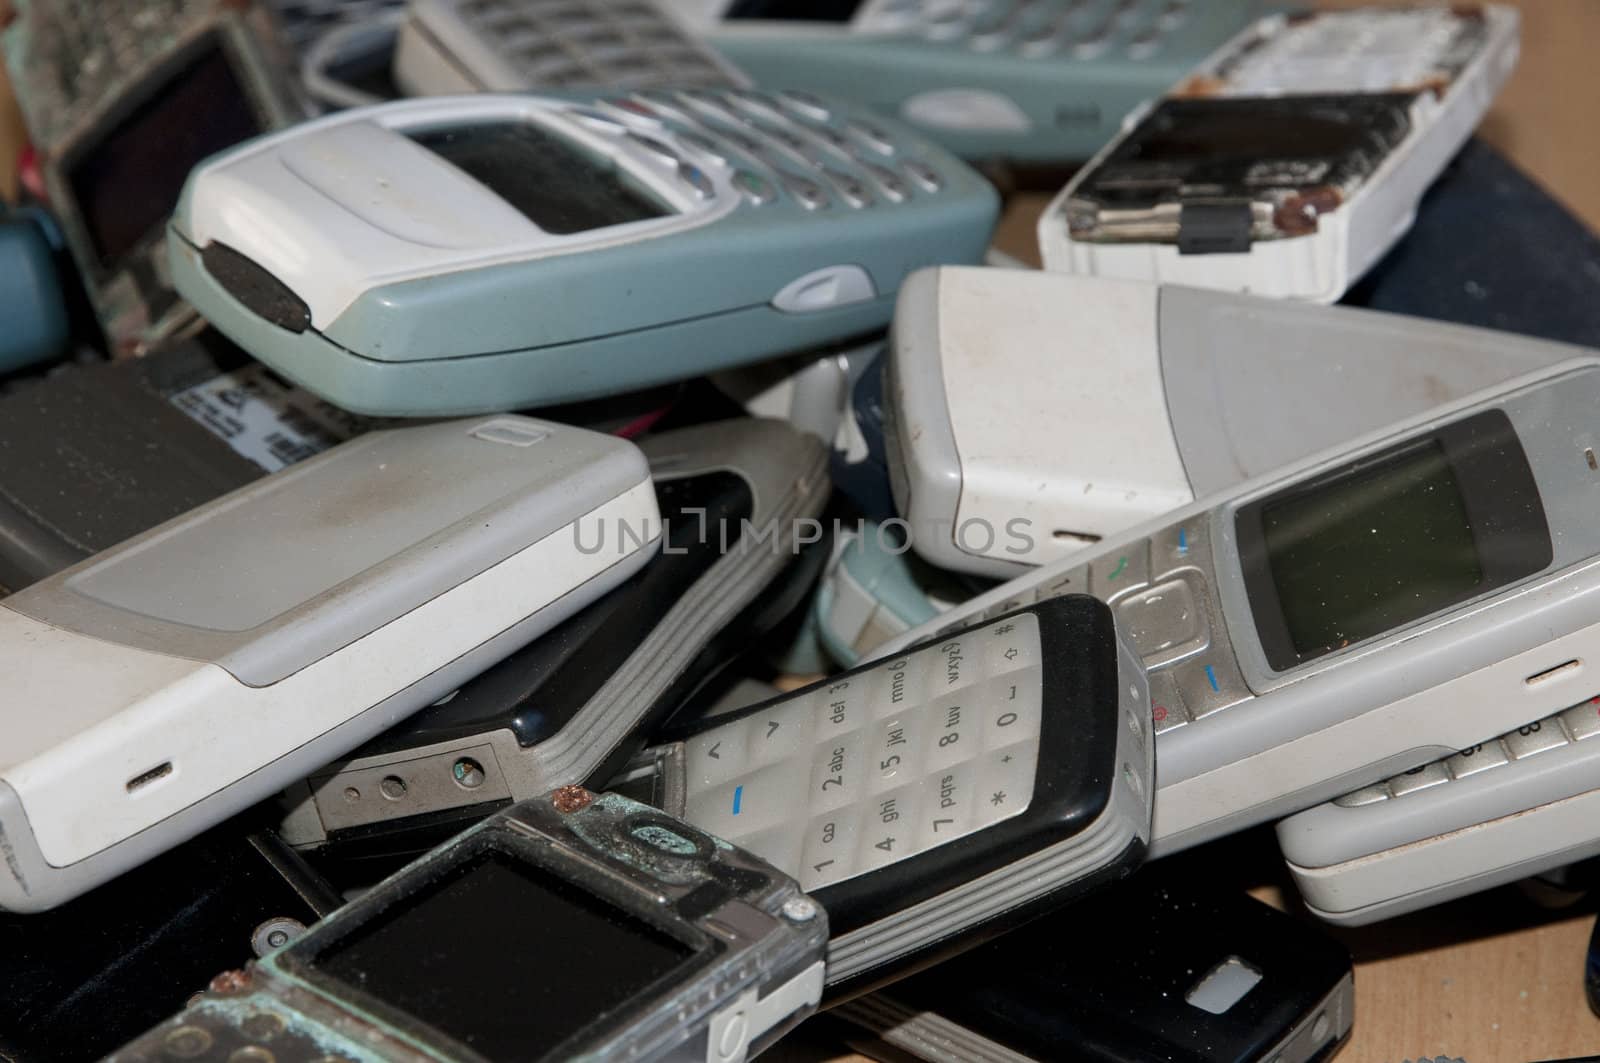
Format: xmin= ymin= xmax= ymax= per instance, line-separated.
xmin=168 ymin=90 xmax=997 ymax=416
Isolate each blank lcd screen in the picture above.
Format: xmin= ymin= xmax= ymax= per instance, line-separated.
xmin=1260 ymin=441 xmax=1484 ymax=659
xmin=66 ymin=37 xmax=263 ymax=271
xmin=410 ymin=123 xmax=671 ymax=234
xmin=305 ymin=852 xmax=697 ymax=1061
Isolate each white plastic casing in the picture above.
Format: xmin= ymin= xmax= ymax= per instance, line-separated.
xmin=1037 ymin=7 xmax=1521 ymax=302
xmin=0 ymin=482 xmax=656 ymax=874
xmin=891 ymin=267 xmax=1192 ymax=577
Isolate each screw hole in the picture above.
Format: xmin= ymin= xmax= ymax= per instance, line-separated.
xmin=453 ymin=758 xmax=486 ymax=789
xmin=379 ymin=776 xmax=407 ymax=800
xmin=343 ymin=786 xmax=361 ymax=802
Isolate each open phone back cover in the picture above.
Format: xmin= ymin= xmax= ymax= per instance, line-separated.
xmin=854 ymin=865 xmax=1352 ymax=1063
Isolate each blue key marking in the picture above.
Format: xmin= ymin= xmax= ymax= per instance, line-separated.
xmin=1178 ymin=527 xmax=1188 ymax=554
xmin=732 ymin=785 xmax=744 ymax=815
xmin=1204 ymin=664 xmax=1219 ymax=692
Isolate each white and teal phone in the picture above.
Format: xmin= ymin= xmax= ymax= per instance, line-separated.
xmin=876 ymin=359 xmax=1600 ymax=856
xmin=662 ymin=0 xmax=1271 ymax=162
xmin=169 ymin=91 xmax=998 ymax=416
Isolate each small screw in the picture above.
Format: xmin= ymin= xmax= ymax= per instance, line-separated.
xmin=251 ymin=917 xmax=306 ymax=957
xmin=781 ymin=897 xmax=819 ymax=923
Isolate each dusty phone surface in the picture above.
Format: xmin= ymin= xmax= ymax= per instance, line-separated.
xmin=0 ymin=416 xmax=658 ymax=911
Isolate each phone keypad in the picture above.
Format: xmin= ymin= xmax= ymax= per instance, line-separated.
xmin=966 ymin=515 xmax=1248 ymax=733
xmin=449 ymin=0 xmax=738 ymax=91
xmin=563 ymin=89 xmax=950 ymax=216
xmin=1331 ymin=697 xmax=1600 ymax=808
xmin=858 ymin=0 xmax=1193 ymax=60
xmin=685 ymin=615 xmax=1043 ymax=891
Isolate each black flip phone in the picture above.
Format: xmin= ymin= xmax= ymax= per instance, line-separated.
xmin=836 ymin=863 xmax=1354 ymax=1063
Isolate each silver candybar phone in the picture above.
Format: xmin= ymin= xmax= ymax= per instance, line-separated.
xmin=109 ymin=788 xmax=827 ymax=1062
xmin=1280 ymin=697 xmax=1600 ymax=926
xmin=879 ymin=359 xmax=1600 ymax=855
xmin=0 ymin=416 xmax=658 ymax=911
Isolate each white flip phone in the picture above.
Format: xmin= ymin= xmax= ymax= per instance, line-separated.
xmin=0 ymin=415 xmax=659 ymax=912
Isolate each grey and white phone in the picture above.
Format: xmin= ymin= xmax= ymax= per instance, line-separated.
xmin=0 ymin=416 xmax=658 ymax=911
xmin=880 ymin=360 xmax=1600 ymax=855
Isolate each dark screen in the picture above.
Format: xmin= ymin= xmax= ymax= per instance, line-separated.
xmin=1260 ymin=441 xmax=1483 ymax=659
xmin=410 ymin=123 xmax=671 ymax=235
xmin=724 ymin=0 xmax=866 ymax=20
xmin=66 ymin=38 xmax=263 ymax=271
xmin=307 ymin=853 xmax=696 ymax=1060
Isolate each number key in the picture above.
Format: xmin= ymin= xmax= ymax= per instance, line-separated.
xmin=916 ymin=762 xmax=976 ymax=848
xmin=813 ymin=678 xmax=870 ymax=742
xmin=809 ymin=732 xmax=867 ymax=813
xmin=1445 ymin=740 xmax=1509 ymax=780
xmin=1560 ymin=696 xmax=1600 ymax=741
xmin=870 ymin=713 xmax=922 ymax=793
xmin=925 ymin=696 xmax=977 ymax=772
xmin=980 ymin=612 xmax=1041 ymax=677
xmin=799 ymin=806 xmax=863 ymax=890
xmin=856 ymin=783 xmax=924 ymax=874
xmin=1504 ymin=716 xmax=1567 ymax=760
xmin=979 ymin=671 xmax=1042 ymax=750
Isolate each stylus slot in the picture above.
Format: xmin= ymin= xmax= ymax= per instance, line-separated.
xmin=126 ymin=761 xmax=173 ymax=793
xmin=1527 ymin=659 xmax=1582 ymax=687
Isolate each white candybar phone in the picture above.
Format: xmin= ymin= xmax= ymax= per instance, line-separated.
xmin=877 ymin=359 xmax=1600 ymax=855
xmin=1279 ymin=697 xmax=1600 ymax=926
xmin=395 ymin=0 xmax=748 ymax=95
xmin=888 ymin=266 xmax=1584 ymax=578
xmin=1039 ymin=6 xmax=1520 ymax=302
xmin=0 ymin=416 xmax=658 ymax=912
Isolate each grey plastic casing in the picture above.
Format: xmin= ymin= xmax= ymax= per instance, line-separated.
xmin=0 ymin=416 xmax=657 ymax=912
xmin=876 ymin=360 xmax=1600 ymax=855
xmin=1277 ymin=700 xmax=1600 ymax=924
xmin=277 ymin=417 xmax=830 ymax=847
xmin=887 ymin=267 xmax=1588 ymax=578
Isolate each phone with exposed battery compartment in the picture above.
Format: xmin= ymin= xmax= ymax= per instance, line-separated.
xmin=835 ymin=864 xmax=1353 ymax=1063
xmin=0 ymin=415 xmax=659 ymax=911
xmin=640 ymin=594 xmax=1154 ymax=996
xmin=1039 ymin=6 xmax=1521 ymax=302
xmin=169 ymin=90 xmax=997 ymax=416
xmin=877 ymin=360 xmax=1600 ymax=856
xmin=2 ymin=0 xmax=308 ymax=355
xmin=886 ymin=266 xmax=1586 ymax=579
xmin=277 ymin=417 xmax=832 ymax=859
xmin=108 ymin=789 xmax=827 ymax=1063
xmin=661 ymin=0 xmax=1269 ymax=163
xmin=395 ymin=0 xmax=748 ymax=95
